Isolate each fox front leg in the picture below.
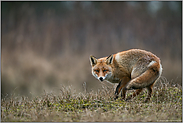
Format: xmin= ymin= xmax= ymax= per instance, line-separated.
xmin=114 ymin=77 xmax=130 ymax=100
xmin=114 ymin=81 xmax=122 ymax=100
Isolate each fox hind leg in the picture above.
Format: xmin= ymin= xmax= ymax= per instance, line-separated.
xmin=144 ymin=84 xmax=154 ymax=102
xmin=125 ymin=61 xmax=161 ymax=101
xmin=126 ymin=65 xmax=160 ymax=90
xmin=127 ymin=57 xmax=161 ymax=90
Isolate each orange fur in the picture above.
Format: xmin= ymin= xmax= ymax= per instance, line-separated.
xmin=90 ymin=49 xmax=163 ymax=102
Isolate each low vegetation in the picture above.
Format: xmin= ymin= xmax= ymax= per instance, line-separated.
xmin=1 ymin=80 xmax=182 ymax=122
xmin=1 ymin=2 xmax=182 ymax=122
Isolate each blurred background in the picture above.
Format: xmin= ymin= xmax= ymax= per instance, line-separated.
xmin=1 ymin=1 xmax=182 ymax=98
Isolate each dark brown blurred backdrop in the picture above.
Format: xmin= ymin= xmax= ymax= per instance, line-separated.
xmin=1 ymin=1 xmax=182 ymax=98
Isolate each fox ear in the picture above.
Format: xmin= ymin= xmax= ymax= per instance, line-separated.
xmin=106 ymin=54 xmax=113 ymax=65
xmin=90 ymin=55 xmax=97 ymax=66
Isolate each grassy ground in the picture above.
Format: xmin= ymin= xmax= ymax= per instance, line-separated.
xmin=1 ymin=81 xmax=182 ymax=122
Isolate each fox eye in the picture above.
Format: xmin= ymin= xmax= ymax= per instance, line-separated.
xmin=95 ymin=70 xmax=99 ymax=73
xmin=103 ymin=70 xmax=108 ymax=72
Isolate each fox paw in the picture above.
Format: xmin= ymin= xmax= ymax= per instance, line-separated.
xmin=125 ymin=96 xmax=132 ymax=101
xmin=114 ymin=96 xmax=119 ymax=100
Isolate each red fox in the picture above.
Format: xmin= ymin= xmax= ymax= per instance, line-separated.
xmin=90 ymin=49 xmax=162 ymax=102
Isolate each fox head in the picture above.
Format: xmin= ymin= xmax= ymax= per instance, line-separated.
xmin=89 ymin=54 xmax=113 ymax=82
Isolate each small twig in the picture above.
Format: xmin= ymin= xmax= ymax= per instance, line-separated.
xmin=82 ymin=82 xmax=87 ymax=94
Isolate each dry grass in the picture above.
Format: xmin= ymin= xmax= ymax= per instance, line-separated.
xmin=1 ymin=79 xmax=182 ymax=122
xmin=1 ymin=2 xmax=182 ymax=122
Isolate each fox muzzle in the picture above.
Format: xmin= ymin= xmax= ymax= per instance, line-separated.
xmin=98 ymin=77 xmax=104 ymax=81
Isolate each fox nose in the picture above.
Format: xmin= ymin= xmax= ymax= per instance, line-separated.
xmin=99 ymin=77 xmax=104 ymax=81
